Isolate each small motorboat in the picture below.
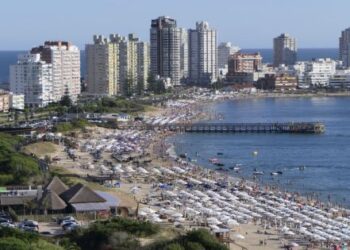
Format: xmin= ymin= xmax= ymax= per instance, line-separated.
xmin=217 ymin=152 xmax=223 ymax=156
xmin=299 ymin=165 xmax=305 ymax=171
xmin=215 ymin=162 xmax=225 ymax=167
xmin=209 ymin=158 xmax=220 ymax=164
xmin=252 ymin=150 xmax=258 ymax=156
xmin=253 ymin=171 xmax=264 ymax=176
xmin=179 ymin=153 xmax=187 ymax=159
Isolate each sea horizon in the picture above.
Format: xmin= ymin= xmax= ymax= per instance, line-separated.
xmin=0 ymin=48 xmax=340 ymax=83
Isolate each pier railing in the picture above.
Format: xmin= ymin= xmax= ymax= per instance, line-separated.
xmin=162 ymin=122 xmax=325 ymax=134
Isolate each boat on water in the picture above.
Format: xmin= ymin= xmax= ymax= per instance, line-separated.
xmin=253 ymin=168 xmax=264 ymax=175
xmin=217 ymin=152 xmax=223 ymax=156
xmin=253 ymin=171 xmax=264 ymax=176
xmin=229 ymin=166 xmax=241 ymax=171
xmin=216 ymin=167 xmax=228 ymax=172
xmin=299 ymin=165 xmax=305 ymax=171
xmin=215 ymin=162 xmax=225 ymax=167
xmin=179 ymin=153 xmax=187 ymax=159
xmin=209 ymin=158 xmax=220 ymax=164
xmin=271 ymin=170 xmax=283 ymax=176
xmin=252 ymin=150 xmax=259 ymax=156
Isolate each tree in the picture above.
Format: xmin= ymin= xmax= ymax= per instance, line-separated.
xmin=14 ymin=110 xmax=19 ymax=124
xmin=164 ymin=243 xmax=185 ymax=250
xmin=24 ymin=108 xmax=29 ymax=122
xmin=136 ymin=79 xmax=145 ymax=96
xmin=60 ymin=95 xmax=73 ymax=107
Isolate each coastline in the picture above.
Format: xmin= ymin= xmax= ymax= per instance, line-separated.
xmin=42 ymin=94 xmax=350 ymax=249
xmin=145 ymin=104 xmax=350 ymax=249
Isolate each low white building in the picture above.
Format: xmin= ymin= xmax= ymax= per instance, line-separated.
xmin=277 ymin=59 xmax=338 ymax=88
xmin=329 ymin=70 xmax=350 ymax=89
xmin=9 ymin=93 xmax=25 ymax=110
xmin=304 ymin=58 xmax=336 ymax=87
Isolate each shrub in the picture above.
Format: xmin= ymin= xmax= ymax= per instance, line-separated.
xmin=0 ymin=133 xmax=40 ymax=185
xmin=0 ymin=237 xmax=28 ymax=250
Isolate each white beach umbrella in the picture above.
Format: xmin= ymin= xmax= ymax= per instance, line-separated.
xmin=233 ymin=233 xmax=245 ymax=240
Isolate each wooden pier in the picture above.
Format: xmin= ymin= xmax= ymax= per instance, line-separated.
xmin=164 ymin=122 xmax=325 ymax=134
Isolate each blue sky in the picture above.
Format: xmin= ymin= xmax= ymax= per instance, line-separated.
xmin=0 ymin=0 xmax=348 ymax=50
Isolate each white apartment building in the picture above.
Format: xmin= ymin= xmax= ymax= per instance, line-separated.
xmin=31 ymin=41 xmax=80 ymax=102
xmin=189 ymin=21 xmax=218 ymax=85
xmin=179 ymin=28 xmax=189 ymax=82
xmin=273 ymin=33 xmax=297 ymax=67
xmin=304 ymin=59 xmax=336 ymax=87
xmin=150 ymin=16 xmax=181 ymax=86
xmin=277 ymin=59 xmax=338 ymax=88
xmin=10 ymin=54 xmax=53 ymax=107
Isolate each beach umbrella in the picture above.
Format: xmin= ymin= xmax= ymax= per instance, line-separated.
xmin=164 ymin=190 xmax=177 ymax=197
xmin=138 ymin=167 xmax=149 ymax=174
xmin=141 ymin=207 xmax=155 ymax=214
xmin=290 ymin=242 xmax=299 ymax=247
xmin=227 ymin=219 xmax=239 ymax=227
xmin=130 ymin=186 xmax=140 ymax=194
xmin=175 ymin=179 xmax=187 ymax=185
xmin=172 ymin=212 xmax=183 ymax=218
xmin=152 ymin=168 xmax=161 ymax=175
xmin=233 ymin=233 xmax=245 ymax=240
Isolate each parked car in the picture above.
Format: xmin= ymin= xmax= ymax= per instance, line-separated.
xmin=0 ymin=212 xmax=12 ymax=223
xmin=0 ymin=217 xmax=11 ymax=224
xmin=0 ymin=222 xmax=15 ymax=228
xmin=61 ymin=219 xmax=77 ymax=227
xmin=18 ymin=220 xmax=39 ymax=232
xmin=62 ymin=222 xmax=79 ymax=231
xmin=57 ymin=216 xmax=75 ymax=225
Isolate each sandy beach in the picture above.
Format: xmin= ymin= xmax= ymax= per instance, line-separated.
xmin=27 ymin=93 xmax=350 ymax=250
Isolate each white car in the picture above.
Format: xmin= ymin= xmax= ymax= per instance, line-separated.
xmin=60 ymin=219 xmax=77 ymax=227
xmin=0 ymin=222 xmax=15 ymax=228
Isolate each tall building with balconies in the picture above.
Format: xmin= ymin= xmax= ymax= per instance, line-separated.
xmin=30 ymin=41 xmax=80 ymax=102
xmin=179 ymin=28 xmax=189 ymax=82
xmin=150 ymin=16 xmax=181 ymax=86
xmin=87 ymin=34 xmax=149 ymax=96
xmin=188 ymin=21 xmax=218 ymax=86
xmin=10 ymin=54 xmax=53 ymax=107
xmin=339 ymin=28 xmax=350 ymax=68
xmin=273 ymin=33 xmax=297 ymax=67
xmin=116 ymin=34 xmax=139 ymax=96
xmin=137 ymin=41 xmax=150 ymax=93
xmin=86 ymin=35 xmax=119 ymax=96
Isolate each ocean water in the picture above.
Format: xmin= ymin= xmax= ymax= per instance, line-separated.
xmin=171 ymin=97 xmax=350 ymax=207
xmin=0 ymin=49 xmax=337 ymax=83
xmin=241 ymin=48 xmax=338 ymax=64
